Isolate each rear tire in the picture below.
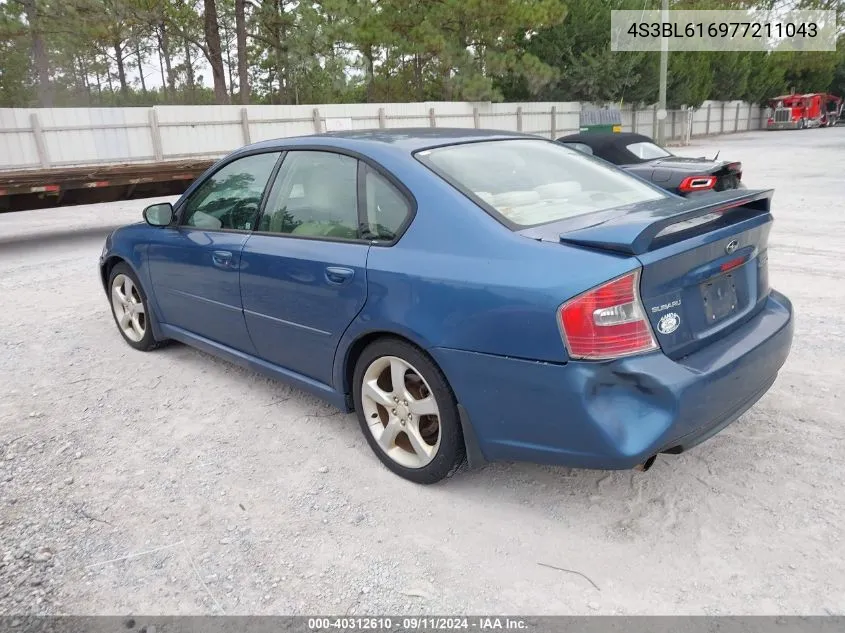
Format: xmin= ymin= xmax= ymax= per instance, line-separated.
xmin=108 ymin=262 xmax=164 ymax=352
xmin=352 ymin=338 xmax=466 ymax=484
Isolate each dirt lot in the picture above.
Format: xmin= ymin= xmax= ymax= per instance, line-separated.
xmin=0 ymin=128 xmax=843 ymax=616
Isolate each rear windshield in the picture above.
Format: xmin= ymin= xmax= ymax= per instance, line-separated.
xmin=626 ymin=141 xmax=672 ymax=160
xmin=416 ymin=139 xmax=666 ymax=228
xmin=560 ymin=142 xmax=594 ymax=155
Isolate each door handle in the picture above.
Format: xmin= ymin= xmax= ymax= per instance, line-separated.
xmin=325 ymin=266 xmax=354 ymax=284
xmin=212 ymin=250 xmax=233 ymax=268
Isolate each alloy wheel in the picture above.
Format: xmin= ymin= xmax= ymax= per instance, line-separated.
xmin=110 ymin=273 xmax=146 ymax=342
xmin=359 ymin=355 xmax=442 ymax=469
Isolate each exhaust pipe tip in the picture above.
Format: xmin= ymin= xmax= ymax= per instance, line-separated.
xmin=634 ymin=455 xmax=657 ymax=472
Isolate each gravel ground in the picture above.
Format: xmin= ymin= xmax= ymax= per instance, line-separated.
xmin=0 ymin=129 xmax=843 ymax=616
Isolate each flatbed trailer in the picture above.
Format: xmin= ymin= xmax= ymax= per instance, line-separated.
xmin=0 ymin=158 xmax=216 ymax=212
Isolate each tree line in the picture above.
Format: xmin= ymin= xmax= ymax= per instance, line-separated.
xmin=1 ymin=0 xmax=844 ymax=109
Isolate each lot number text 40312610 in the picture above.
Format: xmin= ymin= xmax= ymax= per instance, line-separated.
xmin=307 ymin=617 xmax=529 ymax=631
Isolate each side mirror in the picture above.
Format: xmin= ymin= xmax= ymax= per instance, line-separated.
xmin=143 ymin=203 xmax=174 ymax=227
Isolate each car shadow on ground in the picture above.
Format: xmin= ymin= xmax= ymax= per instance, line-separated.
xmin=160 ymin=339 xmax=728 ymax=513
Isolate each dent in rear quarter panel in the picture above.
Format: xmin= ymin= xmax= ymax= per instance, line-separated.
xmin=333 ymin=161 xmax=642 ymax=392
xmin=429 ymin=291 xmax=792 ymax=468
xmin=428 ymin=348 xmax=679 ymax=466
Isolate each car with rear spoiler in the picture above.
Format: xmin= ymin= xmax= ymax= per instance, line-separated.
xmin=100 ymin=129 xmax=793 ymax=484
xmin=556 ymin=131 xmax=744 ymax=197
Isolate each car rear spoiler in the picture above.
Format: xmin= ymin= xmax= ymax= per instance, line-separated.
xmin=559 ymin=189 xmax=774 ymax=256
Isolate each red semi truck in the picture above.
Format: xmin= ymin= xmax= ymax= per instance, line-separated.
xmin=766 ymin=93 xmax=843 ymax=130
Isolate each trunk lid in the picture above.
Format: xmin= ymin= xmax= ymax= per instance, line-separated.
xmin=521 ymin=189 xmax=774 ymax=359
xmin=646 ymin=157 xmax=743 ymax=192
xmin=648 ymin=156 xmax=722 ymax=169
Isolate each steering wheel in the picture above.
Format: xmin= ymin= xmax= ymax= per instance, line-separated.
xmin=229 ymin=199 xmax=260 ymax=230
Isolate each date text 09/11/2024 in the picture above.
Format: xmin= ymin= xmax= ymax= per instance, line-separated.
xmin=626 ymin=21 xmax=819 ymax=39
xmin=308 ymin=617 xmax=528 ymax=630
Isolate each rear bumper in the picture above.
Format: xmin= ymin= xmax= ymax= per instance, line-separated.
xmin=431 ymin=290 xmax=793 ymax=470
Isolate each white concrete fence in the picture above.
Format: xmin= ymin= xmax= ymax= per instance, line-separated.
xmin=0 ymin=100 xmax=765 ymax=172
xmin=626 ymin=101 xmax=764 ymax=141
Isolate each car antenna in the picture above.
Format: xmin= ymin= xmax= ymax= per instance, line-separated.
xmin=712 ymin=150 xmax=720 ymax=160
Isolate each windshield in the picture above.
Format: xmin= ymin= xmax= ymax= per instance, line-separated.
xmin=416 ymin=139 xmax=667 ymax=228
xmin=626 ymin=141 xmax=672 ymax=160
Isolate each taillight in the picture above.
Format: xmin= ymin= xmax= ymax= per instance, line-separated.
xmin=558 ymin=270 xmax=658 ymax=360
xmin=678 ymin=175 xmax=717 ymax=193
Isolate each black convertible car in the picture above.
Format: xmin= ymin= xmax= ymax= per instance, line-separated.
xmin=556 ymin=132 xmax=744 ymax=197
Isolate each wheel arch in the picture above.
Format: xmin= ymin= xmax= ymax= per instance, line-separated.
xmin=340 ymin=329 xmax=432 ymax=405
xmin=101 ymin=254 xmax=167 ymax=343
xmin=100 ymin=255 xmax=128 ymax=293
xmin=338 ymin=328 xmax=487 ymax=469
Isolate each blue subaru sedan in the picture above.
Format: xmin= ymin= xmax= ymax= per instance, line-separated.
xmin=99 ymin=129 xmax=794 ymax=484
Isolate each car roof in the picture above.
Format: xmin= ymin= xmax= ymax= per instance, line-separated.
xmin=240 ymin=128 xmax=536 ymax=155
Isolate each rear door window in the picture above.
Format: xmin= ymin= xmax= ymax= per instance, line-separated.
xmin=258 ymin=151 xmax=360 ymax=240
xmin=363 ymin=166 xmax=411 ymax=242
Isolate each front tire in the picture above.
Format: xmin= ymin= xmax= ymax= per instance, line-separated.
xmin=108 ymin=262 xmax=162 ymax=351
xmin=352 ymin=339 xmax=466 ymax=484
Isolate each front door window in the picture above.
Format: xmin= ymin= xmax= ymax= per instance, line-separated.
xmin=181 ymin=152 xmax=281 ymax=231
